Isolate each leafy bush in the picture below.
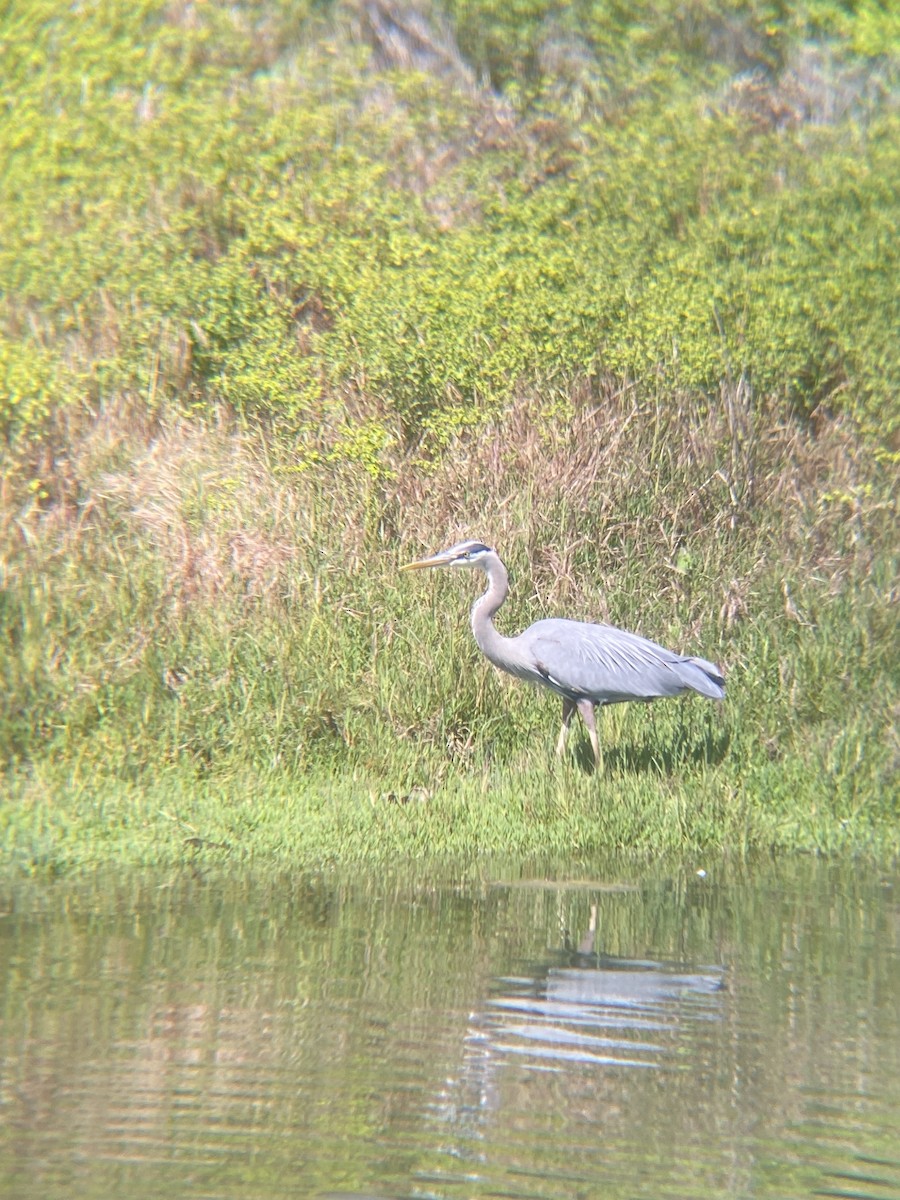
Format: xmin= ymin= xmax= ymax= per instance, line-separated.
xmin=1 ymin=0 xmax=897 ymax=461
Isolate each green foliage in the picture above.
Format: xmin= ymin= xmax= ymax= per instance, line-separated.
xmin=0 ymin=1 xmax=898 ymax=871
xmin=444 ymin=0 xmax=900 ymax=97
xmin=1 ymin=0 xmax=897 ymax=457
xmin=0 ymin=335 xmax=65 ymax=444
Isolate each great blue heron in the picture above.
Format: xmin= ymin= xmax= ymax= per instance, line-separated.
xmin=402 ymin=540 xmax=725 ymax=767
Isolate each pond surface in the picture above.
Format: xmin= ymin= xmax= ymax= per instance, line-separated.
xmin=0 ymin=857 xmax=897 ymax=1200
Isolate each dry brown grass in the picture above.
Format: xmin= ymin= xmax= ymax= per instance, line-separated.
xmin=1 ymin=375 xmax=894 ymax=641
xmin=380 ymin=377 xmax=894 ymax=621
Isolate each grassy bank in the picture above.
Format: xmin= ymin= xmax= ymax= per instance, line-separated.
xmin=2 ymin=390 xmax=897 ymax=872
xmin=4 ymin=749 xmax=892 ymax=878
xmin=1 ymin=1 xmax=898 ymax=872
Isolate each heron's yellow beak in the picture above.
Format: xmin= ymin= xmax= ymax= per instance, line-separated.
xmin=401 ymin=553 xmax=451 ymax=571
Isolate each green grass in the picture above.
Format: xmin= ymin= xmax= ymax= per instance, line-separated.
xmin=1 ymin=397 xmax=896 ymax=874
xmin=3 ymin=712 xmax=896 ymax=878
xmin=1 ymin=2 xmax=898 ymax=874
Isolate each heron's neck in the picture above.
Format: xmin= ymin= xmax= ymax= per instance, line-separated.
xmin=470 ymin=553 xmax=515 ymax=665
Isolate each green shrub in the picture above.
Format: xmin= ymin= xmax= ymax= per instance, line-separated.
xmin=2 ymin=0 xmax=897 ymax=455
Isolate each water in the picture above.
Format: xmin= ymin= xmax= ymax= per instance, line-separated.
xmin=0 ymin=858 xmax=897 ymax=1199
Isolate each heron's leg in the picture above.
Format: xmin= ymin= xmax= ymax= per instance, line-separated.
xmin=577 ymin=700 xmax=603 ymax=771
xmin=556 ymin=698 xmax=576 ymax=757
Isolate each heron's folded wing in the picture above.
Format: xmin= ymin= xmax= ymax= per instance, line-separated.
xmin=524 ymin=619 xmax=719 ymax=703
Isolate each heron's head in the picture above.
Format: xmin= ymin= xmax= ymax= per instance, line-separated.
xmin=402 ymin=540 xmax=494 ymax=572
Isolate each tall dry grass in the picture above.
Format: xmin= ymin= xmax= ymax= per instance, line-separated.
xmin=1 ymin=379 xmax=897 ymax=864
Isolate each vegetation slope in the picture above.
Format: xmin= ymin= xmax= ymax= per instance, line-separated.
xmin=1 ymin=0 xmax=897 ymax=873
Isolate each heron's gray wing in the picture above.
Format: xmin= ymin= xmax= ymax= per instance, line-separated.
xmin=517 ymin=619 xmax=724 ymax=704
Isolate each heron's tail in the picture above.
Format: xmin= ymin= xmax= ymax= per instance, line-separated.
xmin=679 ymin=656 xmax=726 ymax=701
